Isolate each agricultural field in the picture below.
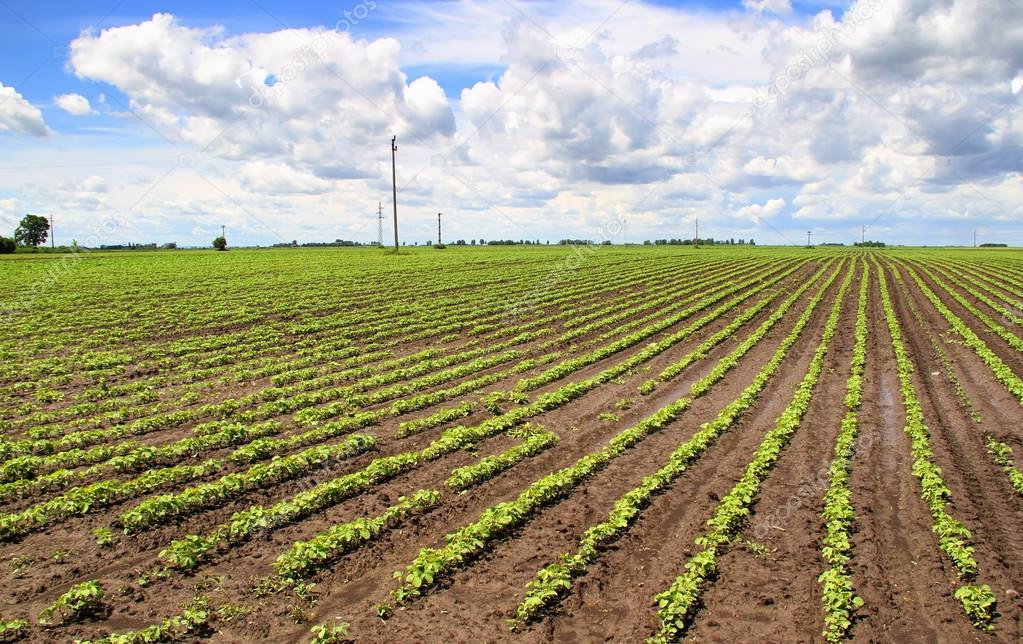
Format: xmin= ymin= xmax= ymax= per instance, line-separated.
xmin=1 ymin=245 xmax=1023 ymax=643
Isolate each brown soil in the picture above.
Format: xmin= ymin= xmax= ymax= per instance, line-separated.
xmin=6 ymin=254 xmax=1023 ymax=644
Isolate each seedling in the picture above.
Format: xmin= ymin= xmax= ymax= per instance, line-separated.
xmin=38 ymin=581 xmax=105 ymax=625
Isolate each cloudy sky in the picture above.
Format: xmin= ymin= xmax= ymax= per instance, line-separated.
xmin=0 ymin=0 xmax=1021 ymax=247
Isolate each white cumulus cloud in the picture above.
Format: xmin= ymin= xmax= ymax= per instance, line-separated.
xmin=4 ymin=0 xmax=1022 ymax=246
xmin=0 ymin=83 xmax=50 ymax=136
xmin=55 ymin=93 xmax=93 ymax=115
xmin=738 ymin=198 xmax=787 ymax=221
xmin=743 ymin=0 xmax=793 ymax=15
xmin=239 ymin=161 xmax=332 ymax=195
xmin=68 ymin=13 xmax=456 ymax=176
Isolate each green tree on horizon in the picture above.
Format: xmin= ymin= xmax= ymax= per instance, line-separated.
xmin=14 ymin=214 xmax=49 ymax=248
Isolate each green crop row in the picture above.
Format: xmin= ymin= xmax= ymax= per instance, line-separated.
xmin=395 ymin=401 xmax=475 ymax=438
xmin=389 ymin=261 xmax=841 ymax=611
xmin=511 ymin=259 xmax=845 ymax=626
xmin=655 ymin=277 xmax=787 ymax=384
xmin=0 ymin=420 xmax=279 ymax=484
xmin=445 ymin=424 xmax=558 ymax=492
xmin=876 ymin=258 xmax=996 ymax=629
xmin=928 ymin=260 xmax=1023 ymax=326
xmin=912 ymin=262 xmax=1023 ymax=353
xmin=141 ymin=258 xmax=815 ymax=576
xmin=0 ymin=459 xmax=223 ymax=542
xmin=117 ymin=433 xmax=375 ymax=533
xmin=7 ymin=252 xmax=679 ymax=443
xmin=0 ymin=420 xmax=280 ymax=500
xmin=513 ymin=261 xmax=799 ymax=392
xmin=650 ymin=256 xmax=851 ymax=643
xmin=818 ymin=260 xmax=869 ymax=643
xmin=902 ymin=263 xmax=1023 ymax=403
xmin=986 ymin=439 xmax=1023 ymax=497
xmin=273 ymin=489 xmax=441 ymax=583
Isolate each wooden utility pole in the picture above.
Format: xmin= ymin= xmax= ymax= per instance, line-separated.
xmin=861 ymin=224 xmax=865 ymax=245
xmin=391 ymin=136 xmax=399 ymax=253
xmin=437 ymin=212 xmax=442 ymax=245
xmin=807 ymin=230 xmax=812 ymax=247
xmin=50 ymin=214 xmax=54 ymax=249
xmin=974 ymin=229 xmax=977 ymax=248
xmin=695 ymin=218 xmax=699 ymax=248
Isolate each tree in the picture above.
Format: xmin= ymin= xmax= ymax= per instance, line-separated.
xmin=212 ymin=236 xmax=227 ymax=251
xmin=0 ymin=237 xmax=15 ymax=253
xmin=14 ymin=214 xmax=49 ymax=248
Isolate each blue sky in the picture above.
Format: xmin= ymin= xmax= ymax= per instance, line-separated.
xmin=0 ymin=0 xmax=1019 ymax=247
xmin=0 ymin=0 xmax=838 ymax=105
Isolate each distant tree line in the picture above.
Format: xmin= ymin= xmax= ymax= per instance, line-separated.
xmin=487 ymin=239 xmax=544 ymax=245
xmin=99 ymin=243 xmax=178 ymax=250
xmin=272 ymin=239 xmax=365 ymax=248
xmin=1 ymin=214 xmax=188 ymax=254
xmin=979 ymin=243 xmax=1007 ymax=248
xmin=853 ymin=240 xmax=886 ymax=247
xmin=643 ymin=238 xmax=755 ymax=246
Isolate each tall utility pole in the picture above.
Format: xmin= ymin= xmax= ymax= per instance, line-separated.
xmin=807 ymin=230 xmax=812 ymax=247
xmin=50 ymin=214 xmax=54 ymax=249
xmin=861 ymin=224 xmax=865 ymax=245
xmin=437 ymin=212 xmax=443 ymax=245
xmin=974 ymin=229 xmax=977 ymax=248
xmin=377 ymin=202 xmax=383 ymax=247
xmin=221 ymin=225 xmax=226 ymax=244
xmin=391 ymin=135 xmax=399 ymax=253
xmin=695 ymin=218 xmax=699 ymax=248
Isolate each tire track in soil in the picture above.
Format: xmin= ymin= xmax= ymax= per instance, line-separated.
xmin=681 ymin=260 xmax=859 ymax=643
xmin=888 ymin=260 xmax=1023 ymax=640
xmin=844 ymin=262 xmax=981 ymax=643
xmin=258 ymin=262 xmax=832 ymax=642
